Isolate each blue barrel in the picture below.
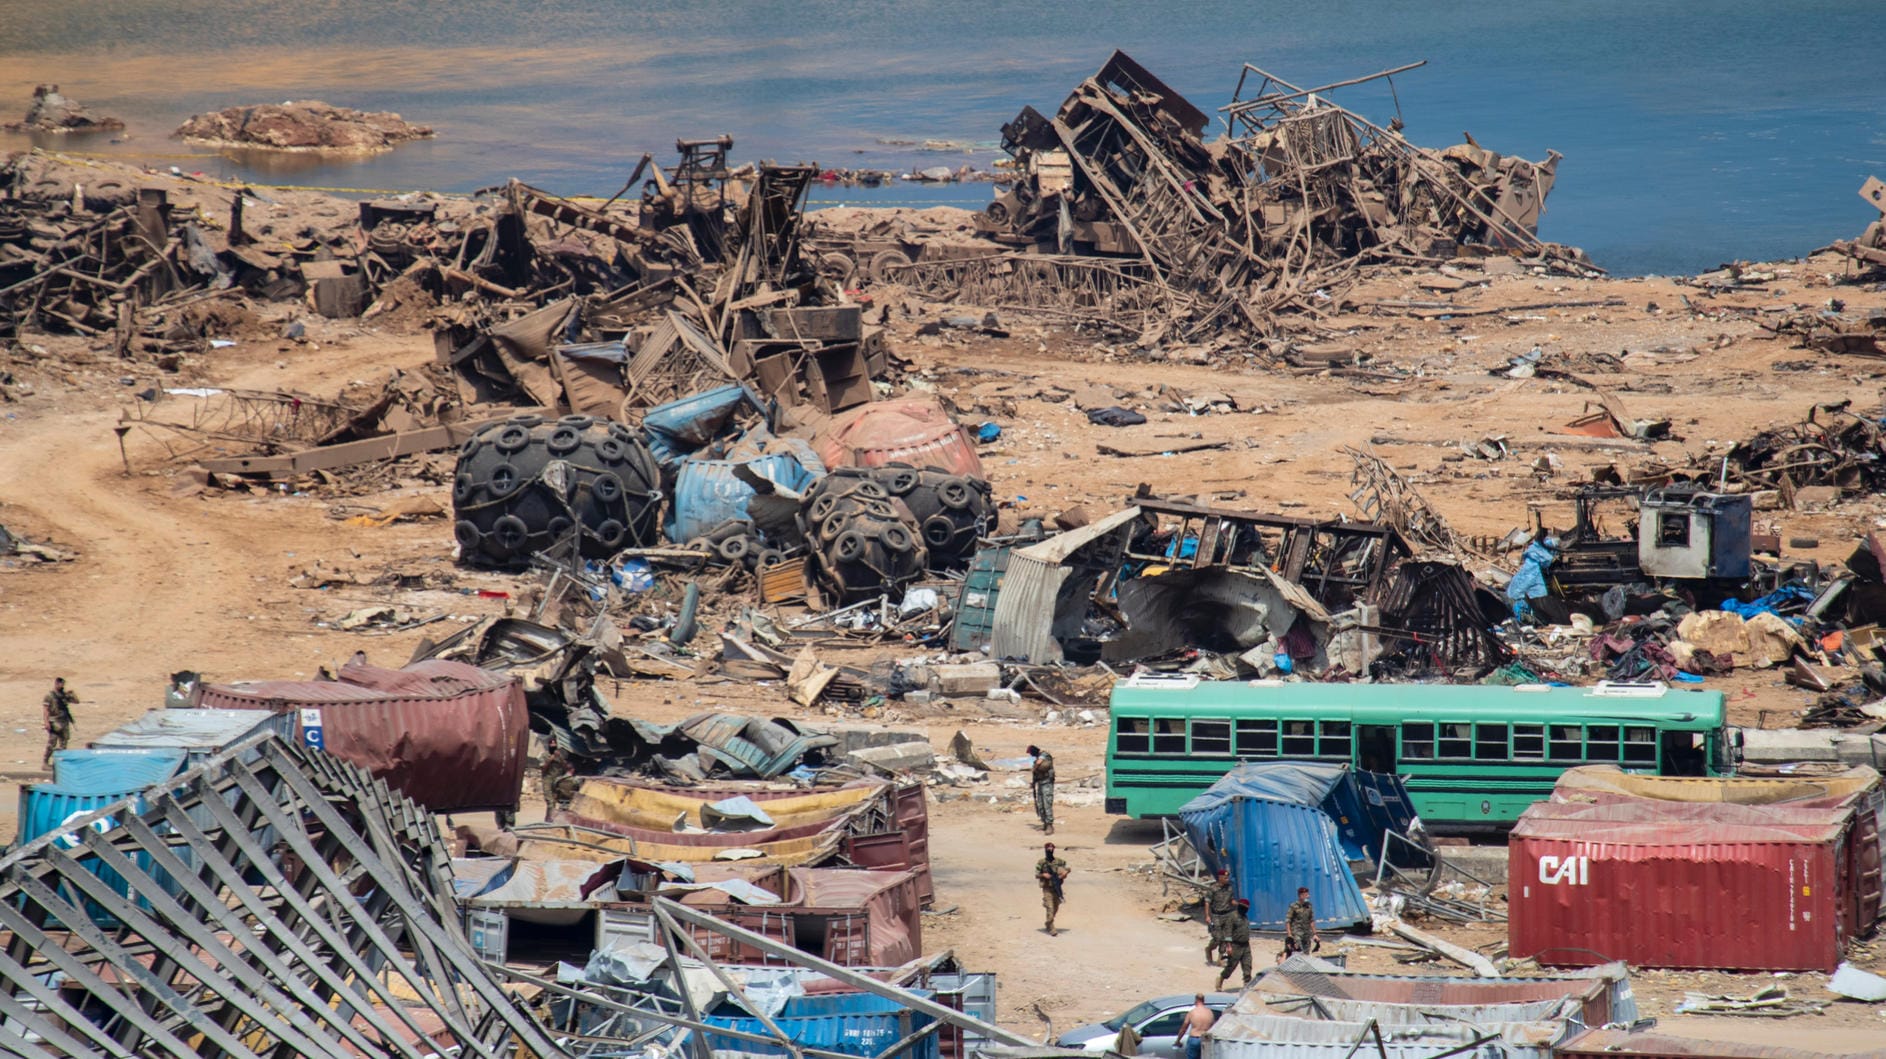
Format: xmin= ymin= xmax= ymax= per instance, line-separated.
xmin=667 ymin=451 xmax=824 ymax=542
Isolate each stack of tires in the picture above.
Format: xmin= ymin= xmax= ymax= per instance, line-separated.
xmin=797 ymin=470 xmax=927 ymax=603
xmin=453 ymin=414 xmax=663 ymax=569
xmin=870 ymin=462 xmax=994 ymax=570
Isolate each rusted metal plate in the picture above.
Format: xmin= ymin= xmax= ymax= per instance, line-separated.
xmin=759 ymin=556 xmax=810 ymax=603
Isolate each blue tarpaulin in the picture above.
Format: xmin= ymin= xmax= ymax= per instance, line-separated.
xmin=1720 ymin=583 xmax=1815 ymax=620
xmin=1178 ymin=762 xmax=1421 ymax=931
xmin=1505 ymin=539 xmax=1558 ymax=619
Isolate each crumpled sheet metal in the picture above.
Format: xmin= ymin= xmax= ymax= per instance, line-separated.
xmin=0 ymin=731 xmax=565 ymax=1059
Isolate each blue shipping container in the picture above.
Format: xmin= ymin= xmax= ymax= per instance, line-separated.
xmin=703 ymin=991 xmax=937 ymax=1059
xmin=1178 ymin=762 xmax=1418 ymax=931
xmin=17 ymin=783 xmax=159 ymax=927
xmin=51 ymin=748 xmax=186 ymax=793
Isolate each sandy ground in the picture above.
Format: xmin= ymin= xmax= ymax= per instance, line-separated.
xmin=7 ymin=240 xmax=1886 ymax=1049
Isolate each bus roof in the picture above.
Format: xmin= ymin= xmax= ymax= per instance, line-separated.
xmin=1108 ymin=676 xmax=1725 ymax=726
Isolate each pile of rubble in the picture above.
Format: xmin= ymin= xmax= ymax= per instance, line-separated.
xmin=174 ymin=100 xmax=434 ymax=152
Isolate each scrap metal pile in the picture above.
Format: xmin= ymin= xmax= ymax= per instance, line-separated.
xmin=905 ymin=51 xmax=1578 ymax=339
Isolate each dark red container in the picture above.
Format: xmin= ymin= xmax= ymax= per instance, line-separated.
xmin=1509 ymin=800 xmax=1868 ymax=973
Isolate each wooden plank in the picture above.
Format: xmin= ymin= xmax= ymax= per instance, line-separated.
xmin=197 ymin=414 xmax=535 ymax=476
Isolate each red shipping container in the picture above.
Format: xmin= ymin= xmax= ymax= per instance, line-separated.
xmin=1509 ymin=800 xmax=1865 ymax=973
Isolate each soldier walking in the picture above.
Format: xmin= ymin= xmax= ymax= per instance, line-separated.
xmin=540 ymin=744 xmax=579 ymax=812
xmin=1215 ymin=898 xmax=1252 ymax=990
xmin=1035 ymin=841 xmax=1070 ymax=935
xmin=1027 ymin=744 xmax=1055 ymax=835
xmin=1284 ymin=886 xmax=1318 ymax=957
xmin=1204 ymin=867 xmax=1236 ymax=965
xmin=41 ymin=677 xmax=76 ymax=769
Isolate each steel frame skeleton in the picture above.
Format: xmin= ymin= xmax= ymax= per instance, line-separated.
xmin=0 ymin=732 xmax=565 ymax=1059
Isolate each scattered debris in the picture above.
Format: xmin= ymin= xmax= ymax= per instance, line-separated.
xmin=175 ymin=100 xmax=434 ymax=152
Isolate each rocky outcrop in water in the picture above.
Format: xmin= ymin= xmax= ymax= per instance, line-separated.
xmin=174 ymin=101 xmax=433 ymax=152
xmin=4 ymin=84 xmax=125 ymax=134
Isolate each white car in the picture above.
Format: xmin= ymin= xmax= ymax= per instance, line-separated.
xmin=1054 ymin=994 xmax=1236 ymax=1058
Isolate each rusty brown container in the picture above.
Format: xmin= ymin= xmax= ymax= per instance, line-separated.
xmin=193 ymin=659 xmax=528 ymax=814
xmin=1509 ymin=799 xmax=1868 ymax=973
xmin=813 ymin=396 xmax=984 ymax=479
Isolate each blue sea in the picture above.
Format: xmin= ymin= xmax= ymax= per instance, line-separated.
xmin=2 ymin=0 xmax=1882 ymax=275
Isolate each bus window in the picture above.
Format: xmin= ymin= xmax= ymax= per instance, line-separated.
xmin=1192 ymin=719 xmax=1232 ymax=755
xmin=1587 ymin=725 xmax=1621 ymax=762
xmin=1401 ymin=723 xmax=1435 ymax=760
xmin=1663 ymin=730 xmax=1707 ymax=775
xmin=1236 ymin=719 xmax=1278 ymax=756
xmin=1438 ymin=722 xmax=1472 ymax=759
xmin=1319 ymin=721 xmax=1352 ymax=759
xmin=1623 ymin=726 xmax=1658 ymax=765
xmin=1548 ymin=724 xmax=1583 ymax=762
xmin=1475 ymin=724 xmax=1509 ymax=761
xmin=1281 ymin=720 xmax=1316 ymax=756
xmin=1117 ymin=718 xmax=1151 ymax=754
xmin=1153 ymin=718 xmax=1187 ymax=754
xmin=1513 ymin=724 xmax=1545 ymax=760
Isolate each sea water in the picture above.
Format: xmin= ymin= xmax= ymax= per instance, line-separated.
xmin=2 ymin=0 xmax=1881 ymax=275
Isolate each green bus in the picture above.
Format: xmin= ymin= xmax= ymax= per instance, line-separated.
xmin=1105 ymin=675 xmax=1729 ymax=833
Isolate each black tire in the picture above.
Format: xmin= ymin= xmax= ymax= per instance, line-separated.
xmin=591 ymin=472 xmax=623 ymax=504
xmin=509 ymin=414 xmax=545 ymax=428
xmin=868 ymin=249 xmax=913 ymax=283
xmin=759 ymin=548 xmax=787 ymax=568
xmin=597 ymin=437 xmax=627 ymax=464
xmin=810 ymin=494 xmax=840 ymax=522
xmin=454 ymin=520 xmax=482 ymax=550
xmin=491 ymin=515 xmax=530 ymax=554
xmin=487 ymin=463 xmax=522 ymax=498
xmin=595 ymin=519 xmax=628 ymax=549
xmin=883 ymin=467 xmax=920 ymax=496
xmin=882 ymin=524 xmax=915 ymax=554
xmin=819 ymin=251 xmax=857 ymax=286
xmin=820 ymin=513 xmax=849 ymax=542
xmin=546 ymin=516 xmax=574 ymax=541
xmin=453 ymin=472 xmax=478 ymax=504
xmin=923 ymin=515 xmax=956 ymax=548
xmin=494 ymin=425 xmax=531 ymax=454
xmin=834 ymin=531 xmax=867 ymax=563
xmin=938 ymin=479 xmax=973 ymax=511
xmin=546 ymin=426 xmax=582 ymax=455
xmin=718 ymin=535 xmax=751 ymax=562
xmin=852 ymin=480 xmax=889 ymax=500
xmin=685 ymin=537 xmax=712 ymax=552
xmin=560 ymin=415 xmax=595 ymax=429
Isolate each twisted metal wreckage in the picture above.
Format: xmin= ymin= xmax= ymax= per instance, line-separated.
xmin=0 ymin=731 xmax=1021 ymax=1059
xmin=895 ymin=51 xmax=1576 ymax=337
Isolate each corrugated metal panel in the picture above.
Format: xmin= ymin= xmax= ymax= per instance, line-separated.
xmin=1510 ymin=800 xmax=1853 ymax=971
xmin=1206 ymin=1037 xmax=1512 ymax=1059
xmin=1248 ymin=961 xmax=1624 ymax=1026
xmin=1211 ymin=1012 xmax=1564 ymax=1057
xmin=89 ymin=708 xmax=291 ymax=758
xmin=50 ymin=749 xmax=185 ymax=794
xmin=951 ymin=545 xmax=1012 ymax=653
xmin=668 ymin=451 xmax=822 ymax=542
xmin=194 ymin=660 xmax=529 ymax=813
xmin=1555 ymin=1029 xmax=1873 ymax=1059
xmin=1179 ymin=797 xmax=1372 ymax=930
xmin=987 ymin=553 xmax=1073 ymax=664
xmin=778 ymin=992 xmax=929 ymax=1017
xmin=893 ymin=782 xmax=934 ymax=905
xmin=596 ymin=906 xmax=657 ymax=951
xmin=1252 ymin=994 xmax=1574 ymax=1025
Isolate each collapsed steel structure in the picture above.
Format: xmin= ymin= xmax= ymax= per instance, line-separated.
xmin=961 ymin=51 xmax=1575 ymax=337
xmin=0 ymin=733 xmax=561 ymax=1058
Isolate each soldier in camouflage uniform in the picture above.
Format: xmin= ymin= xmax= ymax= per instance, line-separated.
xmin=1035 ymin=841 xmax=1070 ymax=935
xmin=1284 ymin=886 xmax=1318 ymax=957
xmin=1204 ymin=867 xmax=1236 ymax=965
xmin=41 ymin=678 xmax=76 ymax=769
xmin=1027 ymin=745 xmax=1055 ymax=835
xmin=1215 ymin=898 xmax=1252 ymax=990
xmin=540 ymin=745 xmax=580 ymax=812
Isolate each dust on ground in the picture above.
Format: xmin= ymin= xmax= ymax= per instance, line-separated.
xmin=6 ymin=214 xmax=1886 ymax=1047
